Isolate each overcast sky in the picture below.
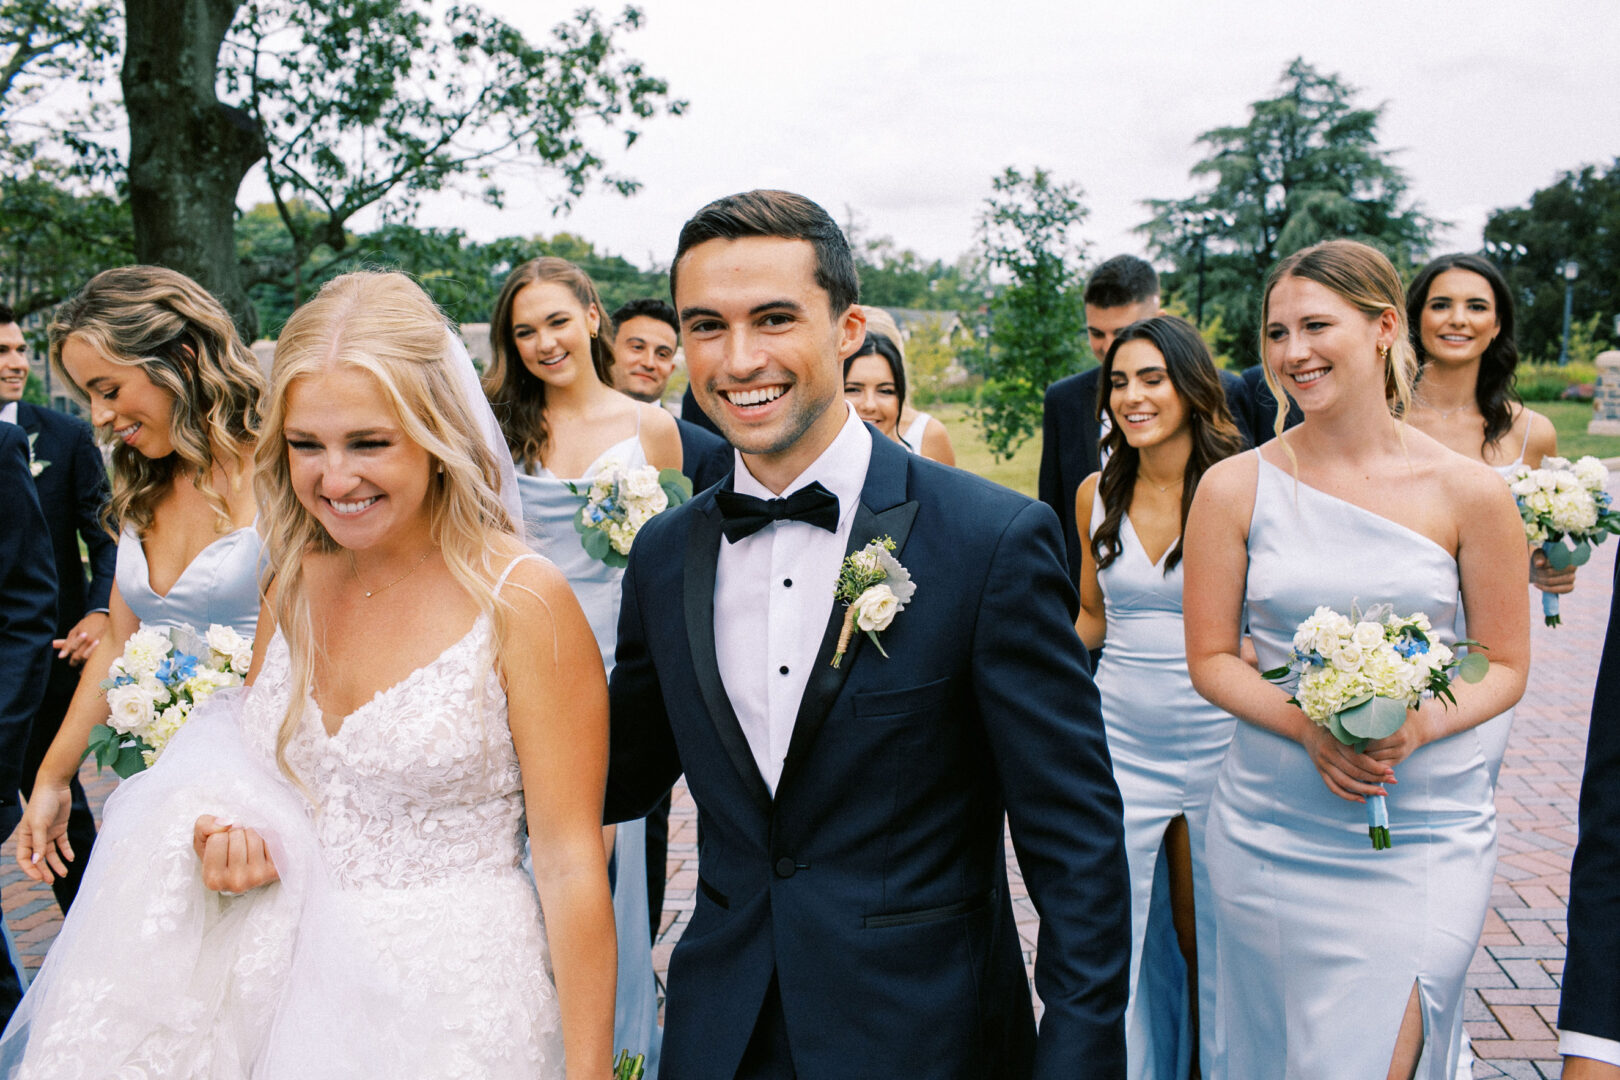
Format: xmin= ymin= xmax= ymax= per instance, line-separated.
xmin=301 ymin=0 xmax=1619 ymax=272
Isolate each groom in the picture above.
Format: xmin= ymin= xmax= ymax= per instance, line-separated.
xmin=606 ymin=190 xmax=1129 ymax=1079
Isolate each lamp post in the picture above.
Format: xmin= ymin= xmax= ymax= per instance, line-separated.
xmin=1559 ymin=260 xmax=1580 ymax=366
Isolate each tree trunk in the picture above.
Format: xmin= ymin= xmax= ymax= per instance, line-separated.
xmin=122 ymin=0 xmax=264 ymax=339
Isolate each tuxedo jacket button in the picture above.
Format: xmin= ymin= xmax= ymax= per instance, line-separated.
xmin=774 ymin=856 xmax=797 ymax=879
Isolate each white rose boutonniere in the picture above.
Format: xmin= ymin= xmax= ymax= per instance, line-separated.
xmin=831 ymin=537 xmax=915 ymax=667
xmin=26 ymin=432 xmax=49 ymax=478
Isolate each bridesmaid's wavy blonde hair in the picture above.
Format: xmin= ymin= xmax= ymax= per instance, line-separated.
xmin=48 ymin=266 xmax=264 ymax=536
xmin=1258 ymin=239 xmax=1418 ymax=443
xmin=256 ymin=271 xmax=519 ymax=789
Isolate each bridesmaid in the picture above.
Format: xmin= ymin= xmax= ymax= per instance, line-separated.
xmin=1183 ymin=240 xmax=1530 ymax=1080
xmin=858 ymin=306 xmax=956 ymax=464
xmin=484 ymin=256 xmax=679 ymax=1075
xmin=1073 ymin=315 xmax=1245 ymax=1079
xmin=17 ymin=266 xmax=266 ymax=882
xmin=1405 ymin=253 xmax=1575 ymax=599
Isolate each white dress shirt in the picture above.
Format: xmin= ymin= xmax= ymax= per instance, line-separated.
xmin=0 ymin=401 xmax=17 ymax=425
xmin=1559 ymin=1030 xmax=1620 ymax=1067
xmin=714 ymin=403 xmax=871 ymax=795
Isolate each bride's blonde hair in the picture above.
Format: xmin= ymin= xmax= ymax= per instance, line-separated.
xmin=256 ymin=271 xmax=518 ymax=788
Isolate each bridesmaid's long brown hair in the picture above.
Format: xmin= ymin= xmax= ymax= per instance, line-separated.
xmin=1091 ymin=315 xmax=1246 ymax=574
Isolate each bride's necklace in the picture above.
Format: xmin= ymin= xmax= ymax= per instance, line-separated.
xmin=348 ymin=546 xmax=435 ymax=599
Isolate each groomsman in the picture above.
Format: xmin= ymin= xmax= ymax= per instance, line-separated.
xmin=1037 ymin=257 xmax=1252 ymax=585
xmin=607 ymin=190 xmax=1129 ymax=1079
xmin=0 ymin=306 xmax=114 ymax=912
xmin=1237 ymin=361 xmax=1303 ymax=444
xmin=0 ymin=422 xmax=60 ymax=1026
xmin=610 ymin=298 xmax=732 ymax=494
xmin=1558 ymin=551 xmax=1620 ymax=1079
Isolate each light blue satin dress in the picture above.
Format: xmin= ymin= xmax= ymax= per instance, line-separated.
xmin=115 ymin=523 xmax=264 ymax=638
xmin=1090 ymin=491 xmax=1235 ymax=1079
xmin=516 ymin=429 xmax=662 ymax=1077
xmin=1206 ymin=455 xmax=1509 ymax=1079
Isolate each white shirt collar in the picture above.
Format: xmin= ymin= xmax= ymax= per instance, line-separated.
xmin=0 ymin=401 xmax=17 ymax=425
xmin=732 ymin=402 xmax=871 ymax=518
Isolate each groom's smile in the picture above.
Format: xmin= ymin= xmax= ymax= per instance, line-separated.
xmin=676 ymin=236 xmax=865 ymax=493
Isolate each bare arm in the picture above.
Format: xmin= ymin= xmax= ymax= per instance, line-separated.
xmin=1073 ymin=473 xmax=1106 ymax=650
xmin=920 ymin=416 xmax=956 ymax=467
xmin=1522 ymin=407 xmax=1577 ymax=594
xmin=1183 ymin=454 xmax=1395 ymax=803
xmin=501 ymin=555 xmax=616 ymax=1079
xmin=1363 ymin=463 xmax=1530 ymax=764
xmin=639 ymin=401 xmax=684 ymax=474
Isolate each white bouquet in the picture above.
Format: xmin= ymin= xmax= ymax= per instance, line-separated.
xmin=89 ymin=624 xmax=251 ymax=776
xmin=1507 ymin=455 xmax=1620 ymax=626
xmin=1263 ymin=603 xmax=1487 ymax=849
xmin=570 ymin=458 xmax=692 ymax=567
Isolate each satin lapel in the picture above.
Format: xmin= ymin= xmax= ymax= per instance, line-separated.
xmin=776 ymin=434 xmax=919 ymax=795
xmin=684 ymin=495 xmax=773 ymax=812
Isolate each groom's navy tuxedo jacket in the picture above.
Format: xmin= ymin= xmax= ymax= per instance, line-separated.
xmin=1559 ymin=553 xmax=1620 ymax=1046
xmin=607 ymin=430 xmax=1130 ymax=1079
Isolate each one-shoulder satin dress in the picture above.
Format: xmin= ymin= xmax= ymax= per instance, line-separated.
xmin=1205 ymin=454 xmax=1510 ymax=1080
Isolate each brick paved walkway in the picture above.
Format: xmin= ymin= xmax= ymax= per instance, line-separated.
xmin=5 ymin=504 xmax=1614 ymax=1079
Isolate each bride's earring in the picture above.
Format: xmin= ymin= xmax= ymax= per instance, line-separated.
xmin=1378 ymin=343 xmax=1391 ymax=364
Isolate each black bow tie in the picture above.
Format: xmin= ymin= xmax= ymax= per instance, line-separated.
xmin=714 ymin=481 xmax=841 ymax=543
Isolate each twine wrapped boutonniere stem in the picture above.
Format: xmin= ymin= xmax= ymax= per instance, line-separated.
xmin=831 ymin=537 xmax=915 ymax=667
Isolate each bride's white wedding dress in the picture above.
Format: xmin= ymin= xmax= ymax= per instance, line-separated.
xmin=0 ymin=570 xmax=566 ymax=1078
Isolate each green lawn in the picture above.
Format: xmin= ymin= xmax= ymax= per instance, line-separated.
xmin=1537 ymin=401 xmax=1620 ymax=462
xmin=929 ymin=399 xmax=1620 ymax=501
xmin=933 ymin=402 xmax=1042 ymax=498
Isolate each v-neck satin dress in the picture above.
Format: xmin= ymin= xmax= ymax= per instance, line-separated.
xmin=116 ymin=522 xmax=264 ymax=638
xmin=1090 ymin=489 xmax=1236 ymax=1078
xmin=1205 ymin=454 xmax=1509 ymax=1079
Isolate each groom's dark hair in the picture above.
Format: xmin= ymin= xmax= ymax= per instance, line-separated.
xmin=671 ymin=190 xmax=860 ymax=315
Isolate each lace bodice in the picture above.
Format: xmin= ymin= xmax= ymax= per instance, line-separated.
xmin=238 ymin=615 xmax=527 ymax=890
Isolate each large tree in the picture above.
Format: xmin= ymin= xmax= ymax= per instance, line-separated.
xmin=1139 ymin=58 xmax=1438 ymax=364
xmin=8 ymin=0 xmax=681 ymax=337
xmin=1483 ymin=158 xmax=1620 ymax=363
xmin=963 ymin=166 xmax=1089 ymax=460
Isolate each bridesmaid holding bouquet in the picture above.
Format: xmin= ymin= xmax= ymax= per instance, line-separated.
xmin=1184 ymin=241 xmax=1530 ymax=1080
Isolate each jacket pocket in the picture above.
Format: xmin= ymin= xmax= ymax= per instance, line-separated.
xmin=697 ymin=875 xmax=729 ymax=910
xmin=862 ymin=887 xmax=997 ymax=929
xmin=852 ymin=674 xmax=954 ymax=721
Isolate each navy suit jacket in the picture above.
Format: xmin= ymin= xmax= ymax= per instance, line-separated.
xmin=15 ymin=402 xmax=114 ymax=635
xmin=1237 ymin=363 xmax=1303 ymax=446
xmin=1 ymin=424 xmax=59 ymax=830
xmin=1559 ymin=554 xmax=1620 ymax=1044
xmin=1038 ymin=367 xmax=1252 ymax=585
xmin=675 ymin=415 xmax=732 ymax=495
xmin=606 ymin=430 xmax=1129 ymax=1079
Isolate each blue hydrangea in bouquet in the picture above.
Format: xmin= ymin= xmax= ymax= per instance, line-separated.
xmin=1263 ymin=603 xmax=1489 ymax=849
xmin=570 ymin=457 xmax=692 ymax=567
xmin=88 ymin=624 xmax=251 ymax=777
xmin=1507 ymin=455 xmax=1620 ymax=626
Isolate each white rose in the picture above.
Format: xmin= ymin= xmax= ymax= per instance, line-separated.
xmin=854 ymin=584 xmax=900 ymax=633
xmin=1573 ymin=456 xmax=1609 ymax=490
xmin=1330 ymin=643 xmax=1364 ymax=673
xmin=205 ymin=624 xmax=246 ymax=657
xmin=621 ymin=467 xmax=663 ymax=501
xmin=106 ymin=682 xmax=157 ymax=736
xmin=1351 ymin=621 xmax=1384 ymax=649
xmin=230 ymin=647 xmax=254 ymax=675
xmin=122 ymin=627 xmax=174 ymax=678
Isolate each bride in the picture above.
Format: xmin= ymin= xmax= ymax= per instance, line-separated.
xmin=0 ymin=271 xmax=616 ymax=1078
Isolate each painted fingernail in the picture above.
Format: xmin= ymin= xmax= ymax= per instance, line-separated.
xmin=30 ymin=853 xmax=40 ymax=864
